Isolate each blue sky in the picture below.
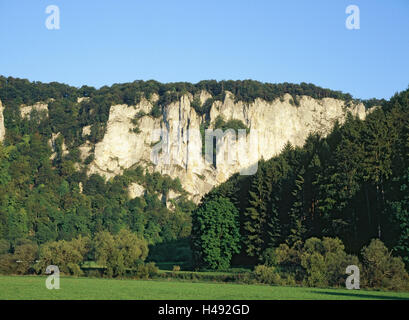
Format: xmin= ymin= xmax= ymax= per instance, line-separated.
xmin=0 ymin=0 xmax=408 ymax=99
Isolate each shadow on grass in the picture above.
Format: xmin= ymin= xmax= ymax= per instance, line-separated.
xmin=311 ymin=290 xmax=409 ymax=300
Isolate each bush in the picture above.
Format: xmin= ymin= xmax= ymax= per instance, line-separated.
xmin=85 ymin=269 xmax=103 ymax=278
xmin=361 ymin=239 xmax=409 ymax=291
xmin=282 ymin=274 xmax=297 ymax=286
xmin=173 ymin=265 xmax=181 ymax=272
xmin=262 ymin=247 xmax=277 ymax=267
xmin=191 ymin=97 xmax=204 ymax=115
xmin=129 ymin=126 xmax=141 ymax=134
xmin=93 ymin=229 xmax=148 ymax=277
xmin=135 ymin=262 xmax=159 ymax=279
xmin=84 ymin=154 xmax=95 ymax=165
xmin=13 ymin=243 xmax=39 ymax=275
xmin=0 ymin=254 xmax=15 ymax=274
xmin=150 ymin=104 xmax=161 ymax=118
xmin=0 ymin=242 xmax=38 ymax=275
xmin=273 ymin=237 xmax=359 ymax=288
xmin=274 ymin=241 xmax=305 ymax=282
xmin=213 ymin=115 xmax=248 ymax=134
xmin=157 ymin=270 xmax=254 ymax=284
xmin=36 ymin=236 xmax=90 ymax=276
xmin=254 ymin=265 xmax=281 ymax=285
xmin=301 ymin=237 xmax=359 ymax=288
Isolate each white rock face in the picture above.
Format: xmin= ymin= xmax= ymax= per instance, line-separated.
xmin=82 ymin=125 xmax=91 ymax=137
xmin=20 ymin=102 xmax=48 ymax=119
xmin=79 ymin=141 xmax=93 ymax=161
xmin=128 ymin=182 xmax=145 ymax=199
xmin=77 ymin=97 xmax=90 ymax=104
xmin=0 ymin=100 xmax=5 ymax=143
xmin=88 ymin=99 xmax=160 ymax=176
xmin=88 ymin=92 xmax=368 ymax=202
xmin=48 ymin=132 xmax=69 ymax=160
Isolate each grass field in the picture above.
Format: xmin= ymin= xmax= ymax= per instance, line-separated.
xmin=0 ymin=275 xmax=409 ymax=300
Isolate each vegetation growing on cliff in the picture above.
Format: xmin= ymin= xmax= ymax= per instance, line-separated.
xmin=0 ymin=76 xmax=371 ymax=148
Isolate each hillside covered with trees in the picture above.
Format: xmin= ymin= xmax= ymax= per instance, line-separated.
xmin=192 ymin=87 xmax=409 ymax=279
xmin=0 ymin=76 xmax=407 ymax=290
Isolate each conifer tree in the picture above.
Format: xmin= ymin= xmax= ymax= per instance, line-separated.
xmin=243 ymin=162 xmax=269 ymax=259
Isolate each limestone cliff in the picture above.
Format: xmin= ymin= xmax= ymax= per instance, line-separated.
xmin=87 ymin=91 xmax=368 ymax=202
xmin=20 ymin=102 xmax=49 ymax=119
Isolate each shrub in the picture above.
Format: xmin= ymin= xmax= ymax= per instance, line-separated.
xmin=361 ymin=239 xmax=409 ymax=291
xmin=273 ymin=237 xmax=359 ymax=288
xmin=150 ymin=103 xmax=161 ymax=118
xmin=0 ymin=254 xmax=15 ymax=274
xmin=13 ymin=243 xmax=39 ymax=275
xmin=157 ymin=270 xmax=254 ymax=284
xmin=301 ymin=237 xmax=359 ymax=288
xmin=201 ymin=98 xmax=214 ymax=115
xmin=262 ymin=247 xmax=277 ymax=267
xmin=282 ymin=274 xmax=297 ymax=286
xmin=93 ymin=229 xmax=148 ymax=277
xmin=191 ymin=97 xmax=204 ymax=115
xmin=85 ymin=269 xmax=103 ymax=278
xmin=254 ymin=265 xmax=281 ymax=285
xmin=0 ymin=242 xmax=38 ymax=275
xmin=84 ymin=154 xmax=95 ymax=165
xmin=36 ymin=236 xmax=90 ymax=276
xmin=213 ymin=115 xmax=248 ymax=134
xmin=274 ymin=241 xmax=305 ymax=282
xmin=135 ymin=262 xmax=159 ymax=279
xmin=129 ymin=126 xmax=141 ymax=134
xmin=173 ymin=265 xmax=181 ymax=272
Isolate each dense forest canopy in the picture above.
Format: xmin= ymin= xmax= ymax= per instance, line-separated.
xmin=0 ymin=76 xmax=385 ymax=147
xmin=0 ymin=76 xmax=362 ymax=107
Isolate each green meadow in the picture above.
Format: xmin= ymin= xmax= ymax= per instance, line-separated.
xmin=0 ymin=275 xmax=408 ymax=300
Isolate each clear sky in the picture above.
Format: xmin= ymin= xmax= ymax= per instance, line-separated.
xmin=0 ymin=0 xmax=408 ymax=99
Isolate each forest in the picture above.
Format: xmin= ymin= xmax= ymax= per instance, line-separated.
xmin=192 ymin=86 xmax=409 ymax=289
xmin=0 ymin=76 xmax=408 ymax=290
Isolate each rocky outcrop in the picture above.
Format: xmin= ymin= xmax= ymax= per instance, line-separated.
xmin=88 ymin=91 xmax=368 ymax=202
xmin=0 ymin=100 xmax=5 ymax=143
xmin=128 ymin=182 xmax=145 ymax=199
xmin=48 ymin=132 xmax=69 ymax=160
xmin=77 ymin=97 xmax=90 ymax=104
xmin=88 ymin=99 xmax=160 ymax=177
xmin=82 ymin=125 xmax=91 ymax=137
xmin=20 ymin=102 xmax=48 ymax=119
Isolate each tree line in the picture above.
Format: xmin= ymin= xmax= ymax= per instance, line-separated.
xmin=1 ymin=76 xmax=381 ymax=148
